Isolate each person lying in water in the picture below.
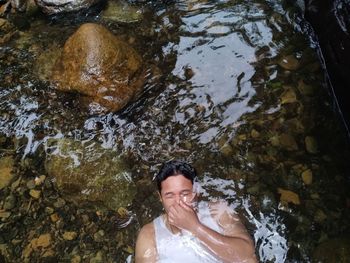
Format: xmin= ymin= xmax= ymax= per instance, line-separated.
xmin=135 ymin=160 xmax=257 ymax=263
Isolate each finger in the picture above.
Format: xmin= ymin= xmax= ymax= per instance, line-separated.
xmin=180 ymin=200 xmax=193 ymax=211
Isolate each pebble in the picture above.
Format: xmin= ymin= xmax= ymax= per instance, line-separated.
xmin=220 ymin=143 xmax=233 ymax=157
xmin=278 ymin=54 xmax=300 ymax=70
xmin=280 ymin=88 xmax=297 ymax=104
xmin=63 ymin=231 xmax=78 ymax=241
xmin=301 ymin=169 xmax=313 ymax=185
xmin=278 ymin=188 xmax=300 ymax=205
xmin=54 ymin=198 xmax=66 ymax=208
xmin=34 ymin=175 xmax=46 ymax=186
xmin=29 ymin=189 xmax=41 ymax=199
xmin=4 ymin=194 xmax=16 ymax=210
xmin=93 ymin=230 xmax=105 ymax=242
xmin=50 ymin=213 xmax=59 ymax=223
xmin=71 ymin=255 xmax=81 ymax=263
xmin=26 ymin=180 xmax=36 ymax=189
xmin=251 ymin=129 xmax=260 ymax=138
xmin=81 ymin=214 xmax=90 ymax=225
xmin=45 ymin=207 xmax=55 ymax=214
xmin=31 ymin=233 xmax=52 ymax=249
xmin=305 ymin=136 xmax=318 ymax=154
xmin=90 ymin=251 xmax=104 ymax=263
xmin=0 ymin=211 xmax=11 ymax=218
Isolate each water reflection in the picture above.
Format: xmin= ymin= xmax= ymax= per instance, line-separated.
xmin=0 ymin=0 xmax=349 ymax=261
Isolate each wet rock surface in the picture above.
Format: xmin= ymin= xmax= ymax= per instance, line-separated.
xmin=0 ymin=156 xmax=136 ymax=262
xmin=1 ymin=0 xmax=350 ymax=262
xmin=45 ymin=138 xmax=137 ymax=210
xmin=51 ymin=23 xmax=146 ymax=112
xmin=35 ymin=0 xmax=101 ymax=14
xmin=101 ymin=0 xmax=143 ymax=23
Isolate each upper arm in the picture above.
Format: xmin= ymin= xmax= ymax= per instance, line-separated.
xmin=135 ymin=223 xmax=157 ymax=263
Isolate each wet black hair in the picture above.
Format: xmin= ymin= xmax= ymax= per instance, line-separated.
xmin=156 ymin=160 xmax=197 ymax=192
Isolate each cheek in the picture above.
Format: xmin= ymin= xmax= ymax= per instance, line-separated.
xmin=161 ymin=199 xmax=174 ymax=212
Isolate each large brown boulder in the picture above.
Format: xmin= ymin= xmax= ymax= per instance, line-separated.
xmin=51 ymin=23 xmax=145 ymax=112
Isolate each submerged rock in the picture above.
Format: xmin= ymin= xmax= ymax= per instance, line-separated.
xmin=278 ymin=188 xmax=300 ymax=205
xmin=305 ymin=136 xmax=318 ymax=153
xmin=45 ymin=138 xmax=136 ymax=210
xmin=35 ymin=0 xmax=101 ymax=14
xmin=102 ymin=0 xmax=142 ymax=23
xmin=51 ymin=23 xmax=146 ymax=112
xmin=278 ymin=54 xmax=300 ymax=70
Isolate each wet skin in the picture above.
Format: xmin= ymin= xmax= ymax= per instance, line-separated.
xmin=135 ymin=174 xmax=258 ymax=263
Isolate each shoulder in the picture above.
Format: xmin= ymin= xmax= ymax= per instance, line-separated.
xmin=135 ymin=222 xmax=157 ymax=263
xmin=136 ymin=222 xmax=156 ymax=247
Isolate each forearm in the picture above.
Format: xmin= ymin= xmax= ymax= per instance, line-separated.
xmin=192 ymin=223 xmax=257 ymax=263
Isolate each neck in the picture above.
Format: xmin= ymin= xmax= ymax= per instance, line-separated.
xmin=163 ymin=214 xmax=181 ymax=235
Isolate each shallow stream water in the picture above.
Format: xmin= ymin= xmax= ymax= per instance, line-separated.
xmin=1 ymin=0 xmax=350 ymax=262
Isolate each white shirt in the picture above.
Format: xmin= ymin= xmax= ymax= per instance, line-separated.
xmin=153 ymin=201 xmax=224 ymax=263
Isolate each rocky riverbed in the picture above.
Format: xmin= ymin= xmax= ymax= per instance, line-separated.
xmin=1 ymin=0 xmax=350 ymax=262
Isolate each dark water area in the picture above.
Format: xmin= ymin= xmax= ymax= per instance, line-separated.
xmin=1 ymin=0 xmax=350 ymax=262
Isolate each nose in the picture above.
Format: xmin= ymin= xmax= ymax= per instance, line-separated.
xmin=175 ymin=195 xmax=181 ymax=204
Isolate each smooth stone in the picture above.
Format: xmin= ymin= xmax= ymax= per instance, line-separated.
xmin=3 ymin=194 xmax=16 ymax=210
xmin=90 ymin=251 xmax=104 ymax=263
xmin=301 ymin=169 xmax=312 ymax=185
xmin=50 ymin=213 xmax=59 ymax=223
xmin=53 ymin=198 xmax=66 ymax=208
xmin=0 ymin=211 xmax=11 ymax=218
xmin=280 ymin=87 xmax=297 ymax=104
xmin=269 ymin=135 xmax=280 ymax=147
xmin=63 ymin=231 xmax=78 ymax=241
xmin=305 ymin=136 xmax=318 ymax=153
xmin=29 ymin=189 xmax=41 ymax=199
xmin=45 ymin=207 xmax=55 ymax=214
xmin=220 ymin=143 xmax=233 ymax=157
xmin=278 ymin=54 xmax=300 ymax=70
xmin=102 ymin=0 xmax=142 ymax=23
xmin=51 ymin=23 xmax=146 ymax=112
xmin=71 ymin=255 xmax=82 ymax=263
xmin=278 ymin=188 xmax=300 ymax=205
xmin=0 ymin=156 xmax=15 ymax=190
xmin=93 ymin=230 xmax=105 ymax=242
xmin=31 ymin=233 xmax=52 ymax=249
xmin=34 ymin=175 xmax=46 ymax=186
xmin=45 ymin=138 xmax=136 ymax=210
xmin=251 ymin=129 xmax=260 ymax=138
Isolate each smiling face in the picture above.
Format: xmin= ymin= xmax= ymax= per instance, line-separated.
xmin=159 ymin=174 xmax=196 ymax=214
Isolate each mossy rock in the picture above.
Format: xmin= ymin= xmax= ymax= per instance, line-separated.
xmin=45 ymin=138 xmax=136 ymax=210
